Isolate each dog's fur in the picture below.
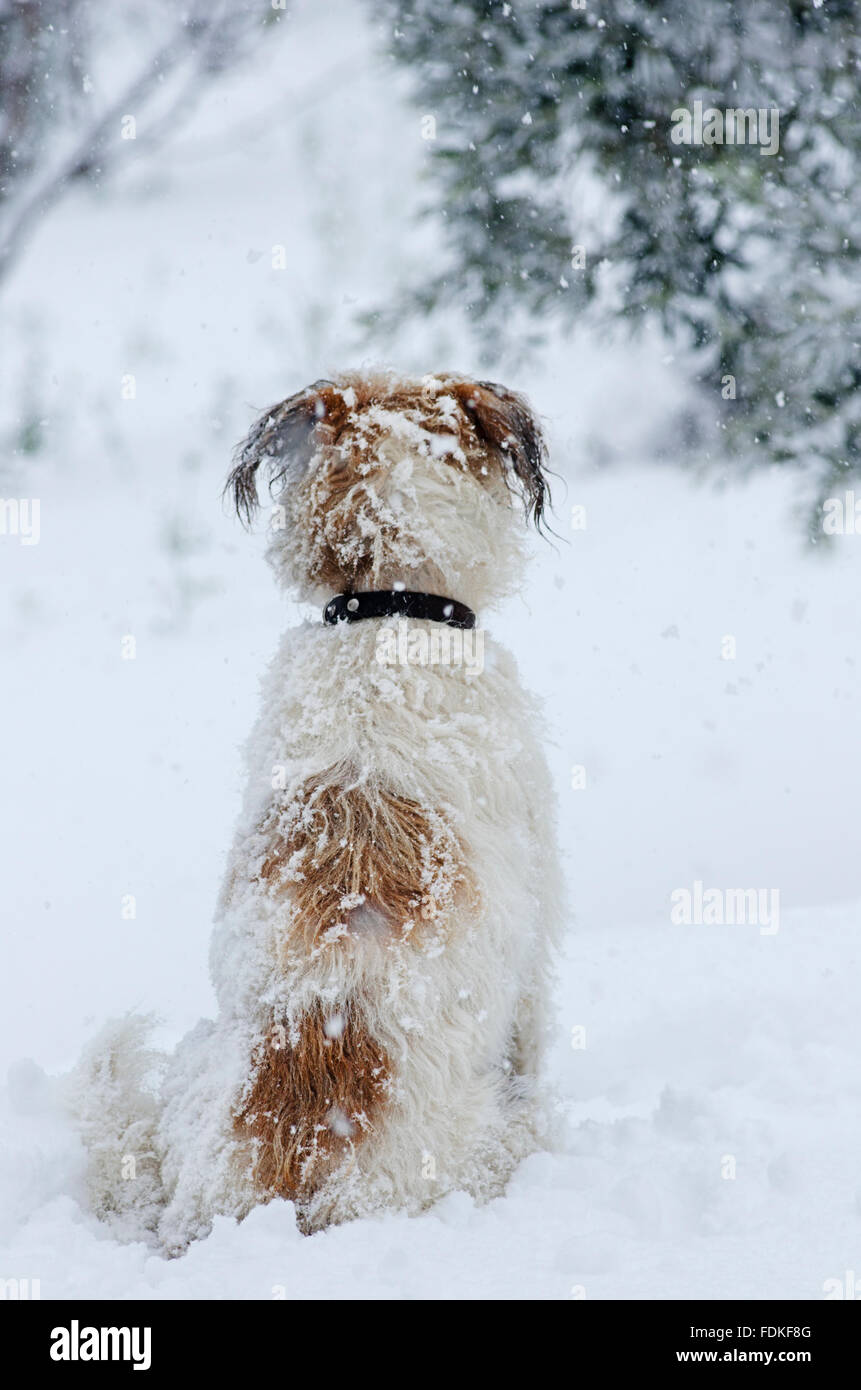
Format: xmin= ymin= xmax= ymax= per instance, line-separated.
xmin=72 ymin=370 xmax=564 ymax=1248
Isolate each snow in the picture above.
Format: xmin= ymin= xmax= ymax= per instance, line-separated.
xmin=2 ymin=906 xmax=859 ymax=1298
xmin=1 ymin=0 xmax=859 ymax=1298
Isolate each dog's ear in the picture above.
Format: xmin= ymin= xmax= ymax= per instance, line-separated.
xmin=450 ymin=379 xmax=550 ymax=528
xmin=226 ymin=380 xmax=343 ymax=525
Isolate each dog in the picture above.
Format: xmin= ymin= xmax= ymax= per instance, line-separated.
xmin=73 ymin=370 xmax=564 ymax=1247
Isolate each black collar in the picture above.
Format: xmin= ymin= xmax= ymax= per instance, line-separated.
xmin=323 ymin=590 xmax=476 ymax=630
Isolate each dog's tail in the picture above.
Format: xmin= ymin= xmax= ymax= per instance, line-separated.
xmin=66 ymin=1013 xmax=168 ymax=1245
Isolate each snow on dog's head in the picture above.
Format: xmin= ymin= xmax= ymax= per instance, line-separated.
xmin=225 ymin=370 xmax=551 ymax=606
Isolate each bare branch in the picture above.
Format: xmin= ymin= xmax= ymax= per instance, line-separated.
xmin=0 ymin=2 xmax=273 ymax=289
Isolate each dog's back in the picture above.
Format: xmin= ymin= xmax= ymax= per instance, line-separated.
xmin=203 ymin=607 xmax=561 ymax=1231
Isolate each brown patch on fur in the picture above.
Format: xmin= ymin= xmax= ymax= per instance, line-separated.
xmin=225 ymin=371 xmax=550 ymax=565
xmin=257 ymin=771 xmax=474 ymax=953
xmin=234 ymin=999 xmax=389 ymax=1202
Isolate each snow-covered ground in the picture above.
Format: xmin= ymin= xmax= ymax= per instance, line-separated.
xmin=1 ymin=0 xmax=859 ymax=1299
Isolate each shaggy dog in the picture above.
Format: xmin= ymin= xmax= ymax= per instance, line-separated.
xmin=73 ymin=371 xmax=564 ymax=1248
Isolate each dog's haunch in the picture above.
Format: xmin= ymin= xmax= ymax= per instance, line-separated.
xmin=233 ymin=1000 xmax=391 ymax=1209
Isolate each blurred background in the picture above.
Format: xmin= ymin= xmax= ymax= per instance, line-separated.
xmin=1 ymin=0 xmax=859 ymax=1298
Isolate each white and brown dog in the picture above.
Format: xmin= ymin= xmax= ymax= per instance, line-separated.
xmin=74 ymin=371 xmax=564 ymax=1247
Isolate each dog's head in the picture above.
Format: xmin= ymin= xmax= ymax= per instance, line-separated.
xmin=226 ymin=371 xmax=550 ymax=606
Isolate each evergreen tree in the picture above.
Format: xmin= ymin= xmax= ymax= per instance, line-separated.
xmin=374 ymin=0 xmax=861 ymax=527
